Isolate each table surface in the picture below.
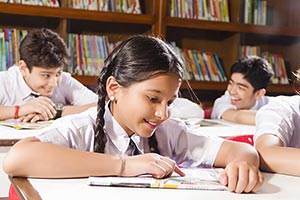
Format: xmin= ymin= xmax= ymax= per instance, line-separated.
xmin=9 ymin=172 xmax=300 ymax=200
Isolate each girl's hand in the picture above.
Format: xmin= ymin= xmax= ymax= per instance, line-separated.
xmin=218 ymin=161 xmax=264 ymax=193
xmin=123 ymin=153 xmax=185 ymax=178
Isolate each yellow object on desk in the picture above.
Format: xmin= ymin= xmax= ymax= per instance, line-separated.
xmin=0 ymin=119 xmax=52 ymax=130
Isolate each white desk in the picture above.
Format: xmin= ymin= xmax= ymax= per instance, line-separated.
xmin=0 ymin=125 xmax=47 ymax=198
xmin=186 ymin=119 xmax=255 ymax=137
xmin=10 ymin=172 xmax=300 ymax=200
xmin=1 ymin=120 xmax=255 ymax=198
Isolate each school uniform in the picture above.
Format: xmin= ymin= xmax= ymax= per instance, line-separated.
xmin=211 ymin=91 xmax=270 ymax=119
xmin=254 ymin=95 xmax=300 ymax=148
xmin=0 ymin=65 xmax=98 ymax=106
xmin=36 ymin=104 xmax=224 ymax=168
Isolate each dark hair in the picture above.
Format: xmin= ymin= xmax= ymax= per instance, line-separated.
xmin=19 ymin=28 xmax=69 ymax=71
xmin=94 ymin=35 xmax=183 ymax=153
xmin=230 ymin=56 xmax=273 ymax=92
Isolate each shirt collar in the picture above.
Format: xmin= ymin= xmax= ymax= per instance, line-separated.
xmin=103 ymin=102 xmax=144 ymax=154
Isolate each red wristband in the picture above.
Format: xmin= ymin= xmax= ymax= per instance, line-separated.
xmin=14 ymin=105 xmax=20 ymax=119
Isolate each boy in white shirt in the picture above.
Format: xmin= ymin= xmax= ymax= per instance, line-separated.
xmin=0 ymin=28 xmax=97 ymax=122
xmin=211 ymin=56 xmax=273 ymax=125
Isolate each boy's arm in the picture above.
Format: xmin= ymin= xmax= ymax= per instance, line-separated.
xmin=61 ymin=102 xmax=97 ymax=116
xmin=221 ymin=109 xmax=256 ymax=125
xmin=255 ymin=134 xmax=300 ymax=176
xmin=214 ymin=140 xmax=263 ymax=193
xmin=0 ymin=96 xmax=56 ymax=121
xmin=0 ymin=106 xmax=18 ymax=120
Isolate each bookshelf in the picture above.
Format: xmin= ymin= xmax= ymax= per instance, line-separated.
xmin=1 ymin=0 xmax=299 ymax=105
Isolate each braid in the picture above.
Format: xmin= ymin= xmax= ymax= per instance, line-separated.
xmin=94 ymin=69 xmax=109 ymax=153
xmin=148 ymin=132 xmax=160 ymax=154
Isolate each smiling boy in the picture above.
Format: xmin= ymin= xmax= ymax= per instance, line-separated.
xmin=211 ymin=56 xmax=273 ymax=125
xmin=0 ymin=28 xmax=97 ymax=122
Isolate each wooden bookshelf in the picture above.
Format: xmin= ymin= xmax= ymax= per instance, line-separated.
xmin=1 ymin=0 xmax=299 ymax=103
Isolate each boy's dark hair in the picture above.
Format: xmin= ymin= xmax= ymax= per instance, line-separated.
xmin=94 ymin=35 xmax=183 ymax=154
xmin=19 ymin=28 xmax=69 ymax=71
xmin=230 ymin=56 xmax=274 ymax=92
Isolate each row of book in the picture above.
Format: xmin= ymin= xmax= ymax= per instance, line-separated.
xmin=69 ymin=0 xmax=142 ymax=13
xmin=171 ymin=43 xmax=227 ymax=82
xmin=1 ymin=0 xmax=141 ymax=14
xmin=67 ymin=33 xmax=122 ymax=75
xmin=0 ymin=29 xmax=28 ymax=71
xmin=0 ymin=28 xmax=289 ymax=85
xmin=0 ymin=0 xmax=59 ymax=7
xmin=241 ymin=45 xmax=289 ymax=84
xmin=169 ymin=0 xmax=230 ymax=22
xmin=242 ymin=0 xmax=267 ymax=25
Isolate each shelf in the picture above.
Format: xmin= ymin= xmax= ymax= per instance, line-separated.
xmin=0 ymin=3 xmax=153 ymax=25
xmin=72 ymin=75 xmax=98 ymax=86
xmin=166 ymin=17 xmax=300 ymax=37
xmin=73 ymin=76 xmax=296 ymax=95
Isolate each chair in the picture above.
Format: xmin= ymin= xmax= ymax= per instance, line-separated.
xmin=226 ymin=134 xmax=254 ymax=146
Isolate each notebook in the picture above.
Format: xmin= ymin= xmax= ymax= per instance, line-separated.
xmin=88 ymin=168 xmax=227 ymax=190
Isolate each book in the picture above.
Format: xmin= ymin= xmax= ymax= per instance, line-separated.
xmin=88 ymin=168 xmax=227 ymax=190
xmin=0 ymin=119 xmax=52 ymax=130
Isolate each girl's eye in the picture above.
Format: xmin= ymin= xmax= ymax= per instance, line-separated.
xmin=148 ymin=96 xmax=159 ymax=103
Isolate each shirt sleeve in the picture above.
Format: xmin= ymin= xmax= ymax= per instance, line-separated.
xmin=211 ymin=91 xmax=236 ymax=119
xmin=35 ymin=108 xmax=96 ymax=151
xmin=254 ymin=97 xmax=296 ymax=147
xmin=59 ymin=72 xmax=98 ymax=105
xmin=157 ymin=119 xmax=224 ymax=168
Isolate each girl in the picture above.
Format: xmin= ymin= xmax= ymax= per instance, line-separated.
xmin=3 ymin=35 xmax=263 ymax=193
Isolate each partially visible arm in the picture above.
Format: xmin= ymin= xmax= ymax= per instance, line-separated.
xmin=0 ymin=106 xmax=17 ymax=120
xmin=221 ymin=109 xmax=256 ymax=125
xmin=214 ymin=140 xmax=263 ymax=193
xmin=0 ymin=96 xmax=56 ymax=121
xmin=62 ymin=102 xmax=97 ymax=116
xmin=255 ymin=134 xmax=300 ymax=176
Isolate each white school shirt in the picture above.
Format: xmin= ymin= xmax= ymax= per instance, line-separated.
xmin=254 ymin=95 xmax=300 ymax=148
xmin=170 ymin=97 xmax=204 ymax=119
xmin=36 ymin=105 xmax=224 ymax=168
xmin=211 ymin=91 xmax=270 ymax=119
xmin=0 ymin=65 xmax=98 ymax=106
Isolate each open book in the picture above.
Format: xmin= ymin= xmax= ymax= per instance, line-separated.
xmin=0 ymin=119 xmax=52 ymax=130
xmin=88 ymin=168 xmax=227 ymax=190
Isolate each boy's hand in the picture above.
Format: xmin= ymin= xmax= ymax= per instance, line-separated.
xmin=19 ymin=97 xmax=57 ymax=120
xmin=17 ymin=113 xmax=46 ymax=123
xmin=219 ymin=161 xmax=264 ymax=193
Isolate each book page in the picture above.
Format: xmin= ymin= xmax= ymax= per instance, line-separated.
xmin=88 ymin=168 xmax=227 ymax=191
xmin=0 ymin=119 xmax=52 ymax=130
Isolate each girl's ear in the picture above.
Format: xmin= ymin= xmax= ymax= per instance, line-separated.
xmin=106 ymin=76 xmax=120 ymax=99
xmin=255 ymin=88 xmax=266 ymax=100
xmin=19 ymin=60 xmax=29 ymax=76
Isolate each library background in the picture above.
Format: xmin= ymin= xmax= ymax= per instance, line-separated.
xmin=0 ymin=0 xmax=299 ymax=107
